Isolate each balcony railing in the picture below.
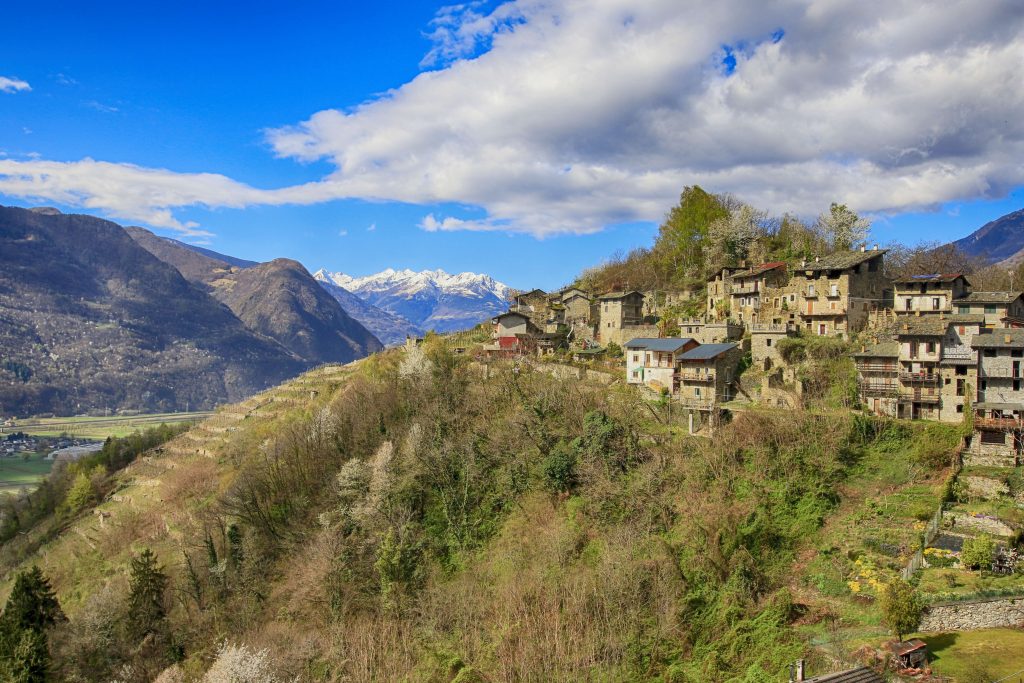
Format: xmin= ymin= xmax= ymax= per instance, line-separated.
xmin=856 ymin=362 xmax=898 ymax=373
xmin=974 ymin=416 xmax=1024 ymax=430
xmin=678 ymin=371 xmax=715 ymax=382
xmin=899 ymin=372 xmax=941 ymax=384
xmin=859 ymin=381 xmax=899 ymax=396
xmin=732 ymin=285 xmax=759 ymax=295
xmin=898 ymin=391 xmax=941 ymax=404
xmin=942 ymin=346 xmax=974 ymax=361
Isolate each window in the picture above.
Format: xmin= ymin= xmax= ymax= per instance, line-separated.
xmin=632 ymin=371 xmax=639 ymax=379
xmin=905 ymin=298 xmax=913 ymax=311
xmin=926 ymin=342 xmax=935 ymax=354
xmin=959 ymin=305 xmax=971 ymax=314
xmin=984 ymin=349 xmax=997 ymax=357
xmin=981 ymin=380 xmax=988 ymax=391
xmin=1013 ymin=350 xmax=1023 ymax=358
xmin=808 ymin=284 xmax=815 ymax=296
xmin=695 ymin=387 xmax=701 ymax=397
xmin=868 ymin=259 xmax=878 ymax=272
xmin=790 ymin=294 xmax=795 ymax=302
xmin=959 ymin=326 xmax=965 ymax=334
xmin=981 ymin=430 xmax=1006 ymax=445
xmin=632 ymin=354 xmax=640 ymax=363
xmin=956 ymin=379 xmax=965 ymax=396
xmin=985 ymin=305 xmax=997 ymax=314
xmin=956 ymin=366 xmax=967 ymax=376
xmin=1016 ymin=380 xmax=1021 ymax=392
xmin=944 ymin=377 xmax=951 ymax=385
xmin=766 ymin=338 xmax=772 ymax=347
xmin=956 ymin=405 xmax=964 ymax=413
xmin=932 ymin=297 xmax=940 ymax=310
xmin=830 ymin=284 xmax=839 ymax=296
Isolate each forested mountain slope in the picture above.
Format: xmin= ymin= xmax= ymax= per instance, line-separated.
xmin=0 ymin=342 xmax=939 ymax=682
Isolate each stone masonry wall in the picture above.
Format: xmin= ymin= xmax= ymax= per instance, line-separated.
xmin=919 ymin=596 xmax=1024 ymax=632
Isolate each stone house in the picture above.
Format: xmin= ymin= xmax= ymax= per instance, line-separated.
xmin=675 ymin=343 xmax=743 ymax=410
xmin=514 ymin=288 xmax=548 ymax=312
xmin=561 ymin=290 xmax=594 ymax=324
xmin=954 ymin=291 xmax=1024 ymax=327
xmin=853 ymin=341 xmax=899 ymax=417
xmin=706 ymin=266 xmax=744 ymax=320
xmin=893 ymin=315 xmax=983 ymax=421
xmin=790 ymin=248 xmax=890 ymax=336
xmin=624 ymin=337 xmax=700 ymax=394
xmin=893 ymin=274 xmax=970 ymax=316
xmin=492 ymin=311 xmax=540 ymax=339
xmin=969 ymin=329 xmax=1024 ymax=464
xmin=678 ymin=318 xmax=742 ymax=345
xmin=728 ymin=261 xmax=788 ymax=327
xmin=750 ymin=323 xmax=795 ymax=371
xmin=597 ymin=291 xmax=645 ymax=342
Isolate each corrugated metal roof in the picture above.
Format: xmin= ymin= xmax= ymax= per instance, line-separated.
xmin=624 ymin=337 xmax=695 ymax=352
xmin=805 ymin=666 xmax=885 ymax=683
xmin=678 ymin=343 xmax=737 ymax=360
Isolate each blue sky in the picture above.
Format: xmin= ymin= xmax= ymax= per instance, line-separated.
xmin=2 ymin=1 xmax=1022 ymax=290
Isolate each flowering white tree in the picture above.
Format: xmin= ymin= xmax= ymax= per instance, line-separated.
xmin=817 ymin=203 xmax=870 ymax=251
xmin=203 ymin=642 xmax=290 ymax=683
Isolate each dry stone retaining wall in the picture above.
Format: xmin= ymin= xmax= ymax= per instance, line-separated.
xmin=919 ymin=596 xmax=1024 ymax=632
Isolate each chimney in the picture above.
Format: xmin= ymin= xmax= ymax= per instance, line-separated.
xmin=815 ymin=256 xmax=820 ymax=263
xmin=1006 ymin=334 xmax=1012 ymax=344
xmin=801 ymin=259 xmax=807 ymax=268
xmin=860 ymin=245 xmax=866 ymax=252
xmin=873 ymin=244 xmax=879 ymax=250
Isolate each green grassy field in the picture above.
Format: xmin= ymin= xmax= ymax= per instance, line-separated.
xmin=0 ymin=455 xmax=54 ymax=495
xmin=4 ymin=411 xmax=211 ymax=439
xmin=919 ymin=629 xmax=1024 ymax=681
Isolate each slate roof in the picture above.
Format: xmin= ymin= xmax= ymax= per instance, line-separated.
xmin=599 ymin=290 xmax=644 ymax=300
xmin=852 ymin=341 xmax=899 ymax=358
xmin=893 ymin=273 xmax=966 ymax=284
xmin=895 ymin=314 xmax=985 ymax=336
xmin=493 ymin=311 xmax=530 ymax=322
xmin=733 ymin=261 xmax=787 ymax=279
xmin=677 ymin=343 xmax=738 ymax=360
xmin=955 ymin=291 xmax=1024 ymax=304
xmin=972 ymin=328 xmax=1024 ymax=348
xmin=974 ymin=401 xmax=1024 ymax=411
xmin=798 ymin=249 xmax=887 ymax=272
xmin=624 ymin=337 xmax=695 ymax=352
xmin=805 ymin=666 xmax=884 ymax=683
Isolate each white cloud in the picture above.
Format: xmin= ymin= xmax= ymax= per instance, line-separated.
xmin=338 ymin=228 xmax=348 ymax=237
xmin=367 ymin=222 xmax=377 ymax=231
xmin=0 ymin=76 xmax=31 ymax=94
xmin=1 ymin=0 xmax=1023 ymax=237
xmin=84 ymin=100 xmax=119 ymax=113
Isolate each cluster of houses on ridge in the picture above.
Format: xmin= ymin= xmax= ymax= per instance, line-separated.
xmin=485 ymin=247 xmax=1024 ymax=455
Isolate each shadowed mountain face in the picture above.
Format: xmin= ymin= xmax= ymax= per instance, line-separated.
xmin=953 ymin=208 xmax=1024 ymax=264
xmin=0 ymin=206 xmax=305 ymax=416
xmin=127 ymin=227 xmax=383 ymax=363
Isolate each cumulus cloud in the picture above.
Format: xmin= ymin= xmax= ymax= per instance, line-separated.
xmin=0 ymin=76 xmax=31 ymax=94
xmin=2 ymin=0 xmax=1023 ymax=237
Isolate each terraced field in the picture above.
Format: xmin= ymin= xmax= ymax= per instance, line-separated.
xmin=6 ymin=411 xmax=214 ymax=439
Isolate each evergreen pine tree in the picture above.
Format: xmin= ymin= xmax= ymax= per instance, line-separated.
xmin=127 ymin=548 xmax=168 ymax=642
xmin=0 ymin=566 xmax=64 ymax=683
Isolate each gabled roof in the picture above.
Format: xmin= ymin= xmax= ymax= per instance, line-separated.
xmin=805 ymin=666 xmax=884 ymax=683
xmin=972 ymin=328 xmax=1024 ymax=348
xmin=895 ymin=314 xmax=985 ymax=336
xmin=706 ymin=265 xmax=746 ymax=281
xmin=599 ymin=290 xmax=644 ymax=300
xmin=955 ymin=291 xmax=1024 ymax=304
xmin=733 ymin=261 xmax=787 ymax=279
xmin=893 ymin=273 xmax=967 ymax=285
xmin=678 ymin=343 xmax=738 ymax=360
xmin=798 ymin=249 xmax=887 ymax=272
xmin=852 ymin=341 xmax=899 ymax=358
xmin=624 ymin=337 xmax=695 ymax=352
xmin=493 ymin=311 xmax=531 ymax=324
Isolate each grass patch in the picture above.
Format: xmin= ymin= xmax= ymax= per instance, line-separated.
xmin=7 ymin=411 xmax=211 ymax=439
xmin=917 ymin=628 xmax=1024 ymax=681
xmin=0 ymin=454 xmax=53 ymax=494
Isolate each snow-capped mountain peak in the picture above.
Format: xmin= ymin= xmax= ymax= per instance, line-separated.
xmin=315 ymin=267 xmax=511 ymax=333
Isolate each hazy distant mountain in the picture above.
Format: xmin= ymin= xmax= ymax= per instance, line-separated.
xmin=128 ymin=227 xmax=382 ymax=363
xmin=312 ymin=271 xmax=425 ymax=346
xmin=952 ymin=208 xmax=1024 ymax=265
xmin=0 ymin=206 xmax=305 ymax=416
xmin=317 ymin=268 xmax=511 ymax=333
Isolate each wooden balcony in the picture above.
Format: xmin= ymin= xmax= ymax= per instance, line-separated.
xmin=678 ymin=371 xmax=715 ymax=382
xmin=975 ymin=416 xmax=1024 ymax=430
xmin=859 ymin=381 xmax=899 ymax=396
xmin=899 ymin=372 xmax=941 ymax=384
xmin=898 ymin=391 xmax=941 ymax=404
xmin=856 ymin=362 xmax=898 ymax=373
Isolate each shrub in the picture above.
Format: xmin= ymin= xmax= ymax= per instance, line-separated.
xmin=879 ymin=578 xmax=922 ymax=641
xmin=542 ymin=440 xmax=579 ymax=493
xmin=960 ymin=534 xmax=996 ymax=572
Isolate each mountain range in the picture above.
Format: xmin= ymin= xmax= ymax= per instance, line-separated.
xmin=315 ymin=268 xmax=511 ymax=334
xmin=952 ymin=208 xmax=1024 ymax=265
